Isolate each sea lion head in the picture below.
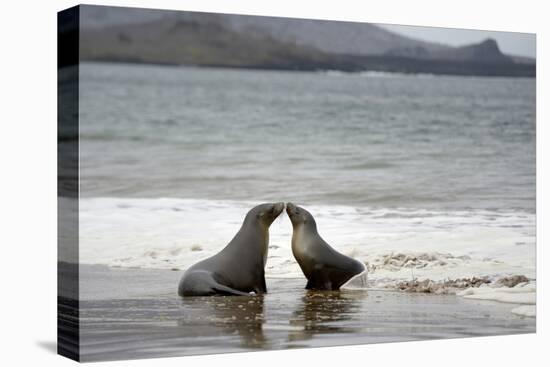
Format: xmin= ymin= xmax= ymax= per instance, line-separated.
xmin=246 ymin=202 xmax=285 ymax=228
xmin=286 ymin=202 xmax=316 ymax=229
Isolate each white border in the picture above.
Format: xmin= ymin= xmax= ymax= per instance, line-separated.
xmin=1 ymin=0 xmax=547 ymax=366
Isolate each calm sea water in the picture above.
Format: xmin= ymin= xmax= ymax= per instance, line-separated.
xmin=79 ymin=62 xmax=535 ymax=212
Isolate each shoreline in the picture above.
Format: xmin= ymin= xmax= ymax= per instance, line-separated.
xmin=75 ymin=60 xmax=536 ymax=79
xmin=74 ymin=264 xmax=536 ymax=361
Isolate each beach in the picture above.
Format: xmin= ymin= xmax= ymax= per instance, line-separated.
xmin=71 ymin=265 xmax=535 ymax=362
xmin=65 ymin=62 xmax=537 ymax=361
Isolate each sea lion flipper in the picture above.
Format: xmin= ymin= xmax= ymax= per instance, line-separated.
xmin=211 ymin=282 xmax=253 ymax=296
xmin=260 ymin=269 xmax=268 ymax=293
xmin=179 ymin=270 xmax=251 ymax=296
xmin=256 ymin=276 xmax=267 ymax=294
xmin=305 ymin=275 xmax=324 ymax=290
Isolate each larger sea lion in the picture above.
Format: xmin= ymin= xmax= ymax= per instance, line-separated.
xmin=286 ymin=202 xmax=366 ymax=290
xmin=178 ymin=202 xmax=285 ymax=296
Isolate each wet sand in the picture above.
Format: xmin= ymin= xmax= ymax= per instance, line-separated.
xmin=76 ymin=265 xmax=535 ymax=362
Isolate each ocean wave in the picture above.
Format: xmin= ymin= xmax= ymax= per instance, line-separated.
xmin=74 ymin=197 xmax=535 ymax=285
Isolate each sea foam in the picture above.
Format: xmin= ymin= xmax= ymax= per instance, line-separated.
xmin=77 ymin=197 xmax=535 ymax=290
xmin=457 ymin=282 xmax=536 ymax=317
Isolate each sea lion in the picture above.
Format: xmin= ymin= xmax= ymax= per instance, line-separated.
xmin=178 ymin=202 xmax=285 ymax=297
xmin=286 ymin=202 xmax=366 ymax=290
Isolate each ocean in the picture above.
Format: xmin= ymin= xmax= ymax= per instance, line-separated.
xmin=75 ymin=62 xmax=536 ymax=287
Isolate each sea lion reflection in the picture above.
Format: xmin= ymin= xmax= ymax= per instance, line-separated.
xmin=288 ymin=290 xmax=366 ymax=342
xmin=179 ymin=295 xmax=267 ymax=348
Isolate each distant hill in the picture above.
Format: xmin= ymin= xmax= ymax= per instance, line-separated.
xmin=221 ymin=14 xmax=451 ymax=56
xmin=510 ymin=55 xmax=536 ymax=64
xmin=80 ymin=12 xmax=329 ymax=68
xmin=430 ymin=38 xmax=513 ymax=63
xmin=70 ymin=5 xmax=535 ymax=77
xmin=385 ymin=38 xmax=513 ymax=63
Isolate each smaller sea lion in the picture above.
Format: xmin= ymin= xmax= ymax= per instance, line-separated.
xmin=286 ymin=202 xmax=366 ymax=290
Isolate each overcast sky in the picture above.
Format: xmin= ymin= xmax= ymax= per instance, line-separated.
xmin=379 ymin=24 xmax=536 ymax=58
